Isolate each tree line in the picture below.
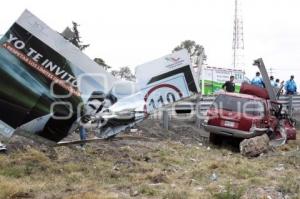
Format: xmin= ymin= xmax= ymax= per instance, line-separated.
xmin=62 ymin=22 xmax=206 ymax=81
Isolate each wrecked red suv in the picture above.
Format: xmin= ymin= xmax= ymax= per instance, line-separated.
xmin=203 ymin=83 xmax=296 ymax=144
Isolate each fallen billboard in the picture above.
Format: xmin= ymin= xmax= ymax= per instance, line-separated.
xmin=135 ymin=49 xmax=199 ymax=111
xmin=0 ymin=10 xmax=200 ymax=144
xmin=0 ymin=10 xmax=114 ymax=141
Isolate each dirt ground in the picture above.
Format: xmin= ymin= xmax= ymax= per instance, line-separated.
xmin=0 ymin=118 xmax=300 ymax=199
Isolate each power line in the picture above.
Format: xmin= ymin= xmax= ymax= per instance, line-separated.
xmin=269 ymin=67 xmax=273 ymax=76
xmin=267 ymin=67 xmax=300 ymax=71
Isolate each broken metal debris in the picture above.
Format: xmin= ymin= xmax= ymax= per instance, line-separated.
xmin=0 ymin=141 xmax=7 ymax=152
xmin=0 ymin=10 xmax=296 ymax=156
xmin=0 ymin=10 xmax=199 ymax=146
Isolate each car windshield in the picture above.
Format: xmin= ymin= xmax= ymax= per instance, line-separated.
xmin=211 ymin=94 xmax=265 ymax=116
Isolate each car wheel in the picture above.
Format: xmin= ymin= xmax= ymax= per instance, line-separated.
xmin=209 ymin=133 xmax=222 ymax=145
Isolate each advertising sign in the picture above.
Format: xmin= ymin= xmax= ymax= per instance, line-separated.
xmin=0 ymin=10 xmax=114 ymax=139
xmin=135 ymin=49 xmax=198 ymax=111
xmin=142 ymin=73 xmax=190 ymax=112
xmin=110 ymin=50 xmax=198 ymax=113
xmin=201 ymin=66 xmax=245 ymax=95
xmin=136 ymin=49 xmax=199 ymax=94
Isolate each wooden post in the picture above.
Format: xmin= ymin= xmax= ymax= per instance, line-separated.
xmin=288 ymin=95 xmax=293 ymax=117
xmin=195 ymin=94 xmax=202 ymax=128
xmin=162 ymin=109 xmax=169 ymax=130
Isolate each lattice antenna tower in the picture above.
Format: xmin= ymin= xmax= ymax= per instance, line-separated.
xmin=232 ymin=0 xmax=244 ymax=69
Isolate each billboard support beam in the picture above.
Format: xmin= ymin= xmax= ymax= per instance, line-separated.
xmin=253 ymin=58 xmax=276 ymax=101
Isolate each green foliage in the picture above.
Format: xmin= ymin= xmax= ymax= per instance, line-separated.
xmin=173 ymin=40 xmax=206 ymax=65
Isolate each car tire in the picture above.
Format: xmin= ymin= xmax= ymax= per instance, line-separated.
xmin=209 ymin=133 xmax=222 ymax=145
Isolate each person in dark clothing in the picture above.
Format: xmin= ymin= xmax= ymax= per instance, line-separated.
xmin=275 ymin=79 xmax=280 ymax=88
xmin=270 ymin=76 xmax=276 ymax=87
xmin=222 ymin=75 xmax=235 ymax=92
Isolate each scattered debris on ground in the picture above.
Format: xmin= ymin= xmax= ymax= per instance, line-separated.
xmin=0 ymin=141 xmax=6 ymax=152
xmin=241 ymin=187 xmax=286 ymax=199
xmin=0 ymin=119 xmax=299 ymax=199
xmin=240 ymin=134 xmax=270 ymax=157
xmin=135 ymin=118 xmax=209 ymax=144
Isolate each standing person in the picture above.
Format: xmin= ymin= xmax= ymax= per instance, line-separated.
xmin=285 ymin=75 xmax=297 ymax=95
xmin=79 ymin=126 xmax=87 ymax=147
xmin=275 ymin=79 xmax=280 ymax=88
xmin=270 ymin=76 xmax=276 ymax=87
xmin=251 ymin=72 xmax=265 ymax=88
xmin=222 ymin=75 xmax=235 ymax=92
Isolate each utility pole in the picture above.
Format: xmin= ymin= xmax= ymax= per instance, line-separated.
xmin=196 ymin=49 xmax=206 ymax=95
xmin=232 ymin=0 xmax=244 ymax=69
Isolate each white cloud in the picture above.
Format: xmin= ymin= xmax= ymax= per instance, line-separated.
xmin=0 ymin=0 xmax=299 ymax=86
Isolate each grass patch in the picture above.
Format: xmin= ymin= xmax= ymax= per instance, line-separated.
xmin=190 ymin=167 xmax=208 ymax=182
xmin=0 ymin=148 xmax=51 ymax=177
xmin=0 ymin=177 xmax=28 ymax=199
xmin=211 ymin=182 xmax=244 ymax=199
xmin=1 ymin=134 xmax=299 ymax=198
xmin=163 ymin=190 xmax=190 ymax=199
xmin=278 ymin=175 xmax=300 ymax=196
xmin=138 ymin=184 xmax=160 ymax=196
xmin=65 ymin=191 xmax=118 ymax=199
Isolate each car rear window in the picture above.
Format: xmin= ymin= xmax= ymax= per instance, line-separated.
xmin=211 ymin=94 xmax=265 ymax=116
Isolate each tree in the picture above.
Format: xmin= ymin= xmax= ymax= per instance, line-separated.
xmin=94 ymin=58 xmax=111 ymax=71
xmin=173 ymin=40 xmax=206 ymax=65
xmin=110 ymin=66 xmax=135 ymax=81
xmin=110 ymin=70 xmax=120 ymax=77
xmin=69 ymin=22 xmax=90 ymax=51
xmin=119 ymin=67 xmax=135 ymax=80
xmin=61 ymin=22 xmax=109 ymax=70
